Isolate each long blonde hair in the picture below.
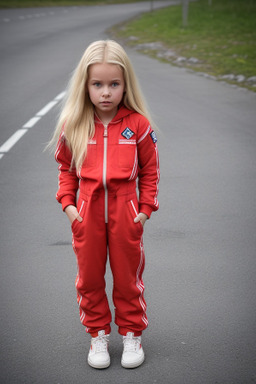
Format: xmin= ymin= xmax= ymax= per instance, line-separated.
xmin=50 ymin=40 xmax=154 ymax=170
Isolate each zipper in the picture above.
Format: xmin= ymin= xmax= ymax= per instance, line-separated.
xmin=103 ymin=124 xmax=108 ymax=223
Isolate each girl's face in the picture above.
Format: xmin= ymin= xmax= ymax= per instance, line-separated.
xmin=87 ymin=62 xmax=125 ymax=123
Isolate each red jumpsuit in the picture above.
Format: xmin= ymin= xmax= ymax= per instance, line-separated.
xmin=55 ymin=106 xmax=160 ymax=337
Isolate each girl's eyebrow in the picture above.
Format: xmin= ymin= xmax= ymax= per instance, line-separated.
xmin=89 ymin=78 xmax=122 ymax=82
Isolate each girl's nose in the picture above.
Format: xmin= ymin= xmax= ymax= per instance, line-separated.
xmin=102 ymin=87 xmax=111 ymax=97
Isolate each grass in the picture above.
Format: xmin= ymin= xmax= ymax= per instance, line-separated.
xmin=2 ymin=0 xmax=255 ymax=90
xmin=110 ymin=0 xmax=256 ymax=91
xmin=0 ymin=0 xmax=150 ymax=7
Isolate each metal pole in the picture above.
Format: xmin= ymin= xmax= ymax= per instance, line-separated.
xmin=182 ymin=0 xmax=189 ymax=27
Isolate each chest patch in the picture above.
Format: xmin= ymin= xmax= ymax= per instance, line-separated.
xmin=150 ymin=130 xmax=157 ymax=143
xmin=121 ymin=127 xmax=135 ymax=140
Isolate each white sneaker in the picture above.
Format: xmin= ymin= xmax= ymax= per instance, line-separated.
xmin=88 ymin=330 xmax=110 ymax=369
xmin=121 ymin=332 xmax=145 ymax=368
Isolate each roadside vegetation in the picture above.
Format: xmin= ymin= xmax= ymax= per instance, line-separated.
xmin=2 ymin=0 xmax=255 ymax=91
xmin=110 ymin=0 xmax=256 ymax=91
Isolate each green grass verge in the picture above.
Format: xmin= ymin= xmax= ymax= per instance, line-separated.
xmin=0 ymin=0 xmax=150 ymax=8
xmin=110 ymin=0 xmax=256 ymax=91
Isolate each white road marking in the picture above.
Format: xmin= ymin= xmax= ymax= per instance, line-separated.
xmin=23 ymin=116 xmax=41 ymax=128
xmin=0 ymin=129 xmax=28 ymax=153
xmin=36 ymin=100 xmax=58 ymax=117
xmin=55 ymin=91 xmax=66 ymax=101
xmin=0 ymin=91 xmax=66 ymax=159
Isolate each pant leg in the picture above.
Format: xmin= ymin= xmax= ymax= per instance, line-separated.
xmin=72 ymin=194 xmax=112 ymax=336
xmin=108 ymin=193 xmax=148 ymax=337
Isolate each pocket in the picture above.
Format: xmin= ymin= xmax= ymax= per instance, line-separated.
xmin=127 ymin=199 xmax=144 ymax=235
xmin=84 ymin=141 xmax=97 ymax=167
xmin=71 ymin=199 xmax=86 ymax=233
xmin=118 ymin=140 xmax=137 ymax=168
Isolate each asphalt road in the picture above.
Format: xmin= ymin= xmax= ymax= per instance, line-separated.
xmin=0 ymin=2 xmax=256 ymax=383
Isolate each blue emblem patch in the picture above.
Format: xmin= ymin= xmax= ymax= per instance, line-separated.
xmin=121 ymin=127 xmax=135 ymax=140
xmin=150 ymin=131 xmax=157 ymax=143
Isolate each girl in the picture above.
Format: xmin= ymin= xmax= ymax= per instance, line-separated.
xmin=51 ymin=40 xmax=159 ymax=369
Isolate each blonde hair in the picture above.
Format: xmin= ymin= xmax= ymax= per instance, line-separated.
xmin=49 ymin=40 xmax=154 ymax=170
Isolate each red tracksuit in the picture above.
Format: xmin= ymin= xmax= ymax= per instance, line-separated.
xmin=55 ymin=106 xmax=159 ymax=337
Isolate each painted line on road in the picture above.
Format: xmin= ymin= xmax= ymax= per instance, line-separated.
xmin=55 ymin=91 xmax=66 ymax=101
xmin=36 ymin=100 xmax=59 ymax=117
xmin=0 ymin=129 xmax=28 ymax=153
xmin=23 ymin=116 xmax=41 ymax=128
xmin=0 ymin=91 xmax=66 ymax=159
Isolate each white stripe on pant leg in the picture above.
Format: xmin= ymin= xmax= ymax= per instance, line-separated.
xmin=131 ymin=200 xmax=147 ymax=314
xmin=78 ymin=201 xmax=84 ymax=214
xmin=130 ymin=200 xmax=138 ymax=216
xmin=142 ymin=314 xmax=148 ymax=326
xmin=154 ymin=145 xmax=160 ymax=208
xmin=80 ymin=311 xmax=85 ymax=323
xmin=72 ymin=236 xmax=87 ymax=326
xmin=136 ymin=240 xmax=147 ymax=318
xmin=139 ymin=296 xmax=147 ymax=313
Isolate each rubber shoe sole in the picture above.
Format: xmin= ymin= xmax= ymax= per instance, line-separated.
xmin=121 ymin=352 xmax=145 ymax=369
xmin=88 ymin=356 xmax=110 ymax=369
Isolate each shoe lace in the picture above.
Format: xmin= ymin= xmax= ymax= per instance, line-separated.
xmin=123 ymin=334 xmax=141 ymax=352
xmin=93 ymin=334 xmax=109 ymax=353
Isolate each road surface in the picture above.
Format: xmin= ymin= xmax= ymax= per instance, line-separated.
xmin=0 ymin=2 xmax=256 ymax=383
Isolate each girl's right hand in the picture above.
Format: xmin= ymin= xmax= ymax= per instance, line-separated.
xmin=64 ymin=205 xmax=83 ymax=225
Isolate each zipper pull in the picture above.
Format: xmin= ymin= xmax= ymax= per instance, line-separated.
xmin=103 ymin=125 xmax=108 ymax=137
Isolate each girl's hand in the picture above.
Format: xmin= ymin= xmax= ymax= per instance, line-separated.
xmin=134 ymin=212 xmax=148 ymax=227
xmin=65 ymin=205 xmax=83 ymax=225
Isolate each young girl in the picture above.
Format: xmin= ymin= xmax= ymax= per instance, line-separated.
xmin=51 ymin=40 xmax=159 ymax=369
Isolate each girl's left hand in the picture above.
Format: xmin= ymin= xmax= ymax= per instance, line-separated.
xmin=134 ymin=212 xmax=148 ymax=227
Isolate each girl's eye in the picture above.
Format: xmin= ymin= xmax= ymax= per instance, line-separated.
xmin=93 ymin=82 xmax=101 ymax=87
xmin=112 ymin=82 xmax=119 ymax=87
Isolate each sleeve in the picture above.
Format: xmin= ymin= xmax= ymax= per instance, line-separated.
xmin=54 ymin=131 xmax=79 ymax=211
xmin=137 ymin=117 xmax=160 ymax=219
